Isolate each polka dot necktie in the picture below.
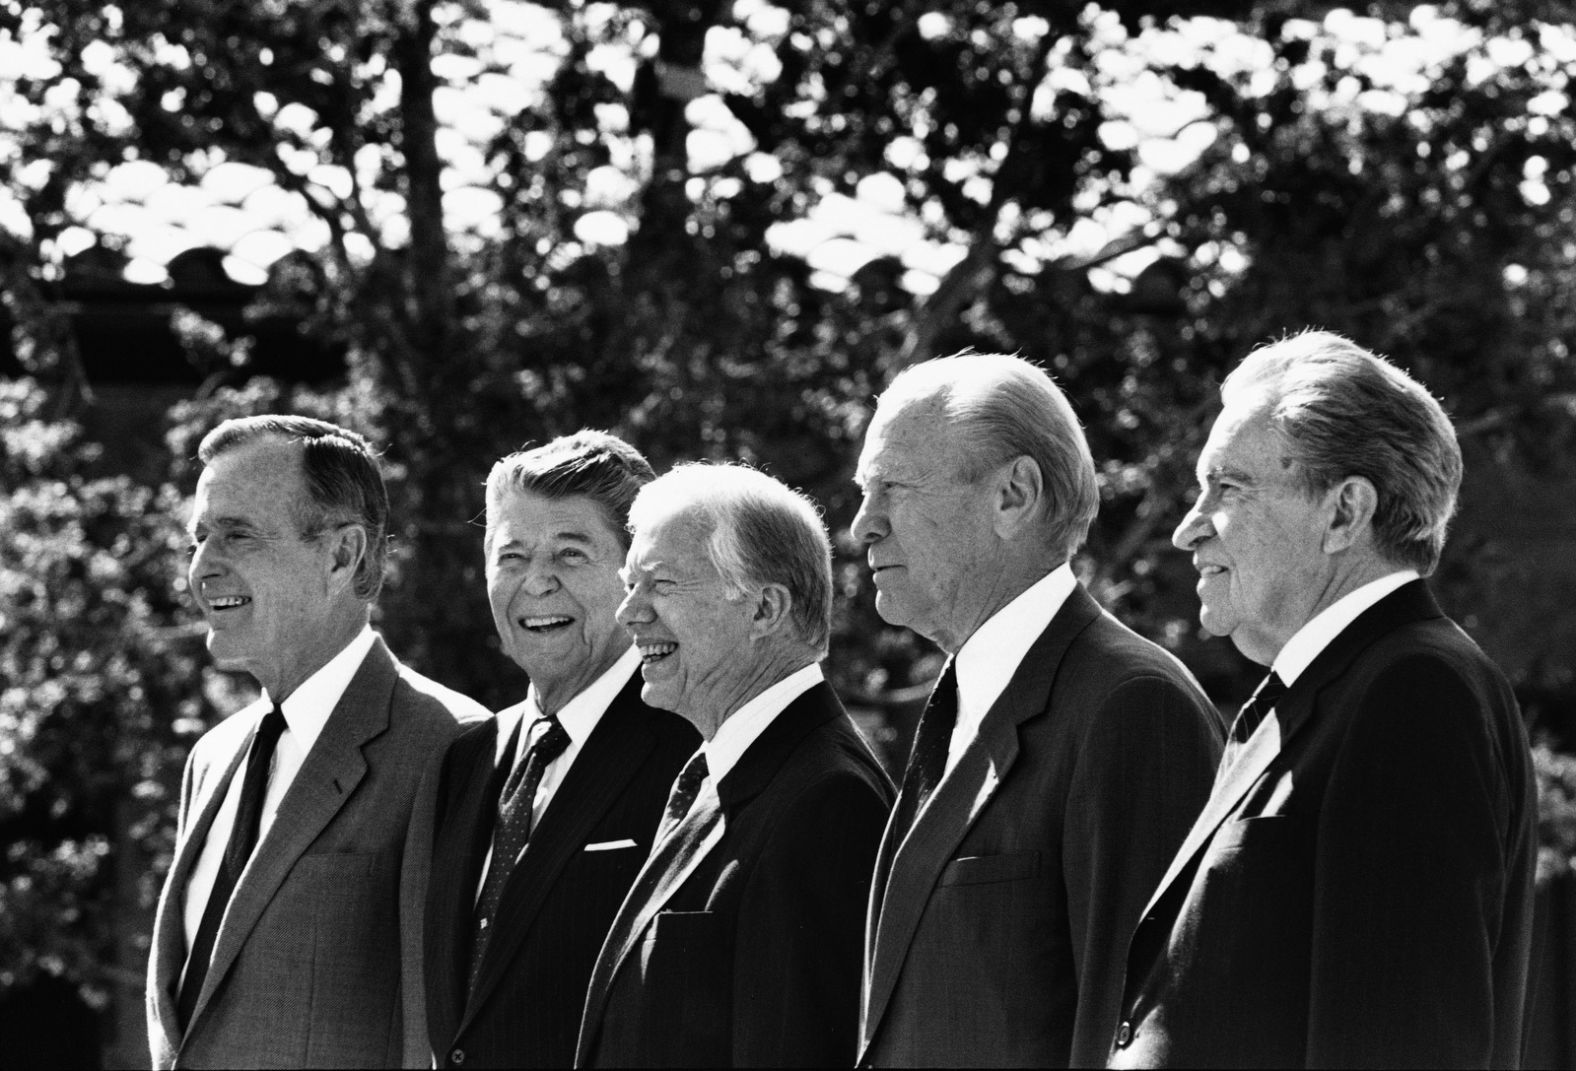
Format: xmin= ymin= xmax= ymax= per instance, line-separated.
xmin=468 ymin=713 xmax=571 ymax=992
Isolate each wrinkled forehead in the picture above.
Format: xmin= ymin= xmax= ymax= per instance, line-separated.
xmin=1197 ymin=397 xmax=1291 ymax=479
xmin=626 ymin=507 xmax=714 ymax=572
xmin=191 ymin=439 xmax=306 ymax=522
xmin=858 ymin=393 xmax=957 ymax=476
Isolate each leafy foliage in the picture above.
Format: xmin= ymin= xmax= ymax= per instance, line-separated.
xmin=0 ymin=380 xmax=212 ymax=1005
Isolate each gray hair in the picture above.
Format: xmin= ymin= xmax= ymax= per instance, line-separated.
xmin=878 ymin=352 xmax=1099 ymax=561
xmin=486 ymin=430 xmax=656 ymax=551
xmin=198 ymin=415 xmax=390 ymax=600
xmin=628 ymin=463 xmax=833 ymax=654
xmin=1222 ymin=330 xmax=1462 ymax=575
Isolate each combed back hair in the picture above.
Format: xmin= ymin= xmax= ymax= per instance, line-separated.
xmin=198 ymin=414 xmax=390 ymax=600
xmin=878 ymin=352 xmax=1100 ymax=561
xmin=628 ymin=463 xmax=833 ymax=655
xmin=486 ymin=431 xmax=656 ymax=551
xmin=1223 ymin=329 xmax=1462 ymax=574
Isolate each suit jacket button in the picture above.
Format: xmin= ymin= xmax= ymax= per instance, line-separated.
xmin=1117 ymin=1020 xmax=1133 ymax=1047
xmin=450 ymin=1048 xmax=465 ymax=1065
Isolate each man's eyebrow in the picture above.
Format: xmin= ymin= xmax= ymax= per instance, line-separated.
xmin=1202 ymin=463 xmax=1258 ymax=486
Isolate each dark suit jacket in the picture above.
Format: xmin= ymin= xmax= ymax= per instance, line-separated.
xmin=860 ymin=584 xmax=1224 ymax=1069
xmin=422 ymin=673 xmax=698 ymax=1068
xmin=145 ymin=637 xmax=488 ymax=1069
xmin=1109 ymin=581 xmax=1537 ymax=1069
xmin=576 ymin=680 xmax=895 ymax=1068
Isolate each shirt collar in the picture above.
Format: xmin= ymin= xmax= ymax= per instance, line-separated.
xmin=703 ymin=661 xmax=825 ymax=783
xmin=494 ymin=644 xmax=641 ymax=766
xmin=267 ymin=625 xmax=376 ymax=752
xmin=955 ymin=563 xmax=1077 ymax=730
xmin=1273 ymin=570 xmax=1420 ymax=686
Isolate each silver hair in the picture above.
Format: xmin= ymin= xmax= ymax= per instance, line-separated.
xmin=628 ymin=463 xmax=833 ymax=654
xmin=1222 ymin=329 xmax=1462 ymax=574
xmin=878 ymin=352 xmax=1099 ymax=561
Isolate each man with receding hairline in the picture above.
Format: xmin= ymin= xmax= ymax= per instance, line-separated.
xmin=855 ymin=353 xmax=1223 ymax=1068
xmin=146 ymin=415 xmax=487 ymax=1069
xmin=1108 ymin=332 xmax=1536 ymax=1069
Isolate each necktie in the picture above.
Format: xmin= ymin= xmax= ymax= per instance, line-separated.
xmin=1220 ymin=671 xmax=1288 ymax=772
xmin=655 ymin=749 xmax=712 ymax=843
xmin=177 ymin=705 xmax=286 ymax=1031
xmin=468 ymin=713 xmax=571 ymax=991
xmin=888 ymin=659 xmax=959 ymax=840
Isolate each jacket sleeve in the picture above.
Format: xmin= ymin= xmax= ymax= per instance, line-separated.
xmin=1062 ymin=672 xmax=1223 ymax=1067
xmin=1306 ymin=656 xmax=1512 ymax=1068
xmin=732 ymin=769 xmax=893 ymax=1068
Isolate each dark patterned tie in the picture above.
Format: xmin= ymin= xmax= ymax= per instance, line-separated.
xmin=889 ymin=659 xmax=959 ymax=839
xmin=655 ymin=749 xmax=713 ymax=843
xmin=468 ymin=713 xmax=571 ymax=992
xmin=1220 ymin=671 xmax=1288 ymax=772
xmin=177 ymin=704 xmax=286 ymax=1031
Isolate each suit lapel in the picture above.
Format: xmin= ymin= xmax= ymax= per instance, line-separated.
xmin=861 ymin=587 xmax=1101 ymax=1056
xmin=1135 ymin=580 xmax=1446 ymax=923
xmin=425 ymin=720 xmax=500 ymax=1049
xmin=151 ymin=705 xmax=262 ymax=1048
xmin=186 ymin=639 xmax=396 ymax=1029
xmin=462 ymin=679 xmax=658 ymax=1027
xmin=579 ymin=681 xmax=845 ymax=1064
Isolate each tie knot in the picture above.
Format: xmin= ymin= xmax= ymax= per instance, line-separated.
xmin=664 ymin=751 xmax=712 ymax=827
xmin=527 ymin=713 xmax=571 ymax=763
xmin=1231 ymin=671 xmax=1288 ymax=744
xmin=1254 ymin=671 xmax=1288 ymax=708
xmin=257 ymin=704 xmax=287 ymax=745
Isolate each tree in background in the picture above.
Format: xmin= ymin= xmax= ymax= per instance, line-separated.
xmin=5 ymin=0 xmax=1576 ymax=1060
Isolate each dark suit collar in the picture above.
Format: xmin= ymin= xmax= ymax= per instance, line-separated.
xmin=861 ymin=584 xmax=1102 ymax=1060
xmin=1271 ymin=579 xmax=1443 ymax=742
xmin=1137 ymin=579 xmax=1444 ymax=926
xmin=715 ymin=679 xmax=846 ymax=813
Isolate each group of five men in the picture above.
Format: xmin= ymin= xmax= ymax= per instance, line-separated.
xmin=144 ymin=331 xmax=1536 ymax=1069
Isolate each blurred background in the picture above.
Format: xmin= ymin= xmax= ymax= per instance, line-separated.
xmin=3 ymin=0 xmax=1576 ymax=1065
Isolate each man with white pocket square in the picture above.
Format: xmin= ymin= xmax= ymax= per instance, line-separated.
xmin=422 ymin=432 xmax=698 ymax=1069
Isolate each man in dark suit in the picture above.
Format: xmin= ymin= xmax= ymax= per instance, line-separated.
xmin=146 ymin=416 xmax=488 ymax=1069
xmin=423 ymin=432 xmax=697 ymax=1069
xmin=575 ymin=463 xmax=894 ymax=1068
xmin=853 ymin=353 xmax=1224 ymax=1068
xmin=1109 ymin=331 xmax=1537 ymax=1068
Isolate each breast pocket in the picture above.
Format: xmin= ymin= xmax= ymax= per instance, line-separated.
xmin=639 ymin=912 xmax=728 ymax=1063
xmin=938 ymin=850 xmax=1041 ymax=887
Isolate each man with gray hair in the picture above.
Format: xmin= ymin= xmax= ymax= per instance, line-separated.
xmin=575 ymin=463 xmax=894 ymax=1068
xmin=147 ymin=415 xmax=488 ymax=1068
xmin=1108 ymin=331 xmax=1536 ymax=1067
xmin=855 ymin=353 xmax=1223 ymax=1068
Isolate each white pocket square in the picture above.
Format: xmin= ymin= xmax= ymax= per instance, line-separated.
xmin=584 ymin=838 xmax=639 ymax=852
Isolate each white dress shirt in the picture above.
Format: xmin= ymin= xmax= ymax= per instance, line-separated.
xmin=948 ymin=564 xmax=1078 ymax=776
xmin=474 ymin=645 xmax=642 ymax=900
xmin=704 ymin=662 xmax=826 ymax=782
xmin=1272 ymin=570 xmax=1420 ymax=687
xmin=181 ymin=625 xmax=376 ymax=956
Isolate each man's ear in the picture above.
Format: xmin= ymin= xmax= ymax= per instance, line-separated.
xmin=748 ymin=583 xmax=793 ymax=642
xmin=325 ymin=523 xmax=369 ymax=594
xmin=1322 ymin=476 xmax=1378 ymax=554
xmin=992 ymin=454 xmax=1044 ymax=539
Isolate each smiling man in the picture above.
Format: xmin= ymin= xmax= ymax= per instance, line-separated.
xmin=146 ymin=415 xmax=488 ymax=1069
xmin=422 ymin=432 xmax=696 ymax=1069
xmin=1108 ymin=332 xmax=1537 ymax=1068
xmin=854 ymin=353 xmax=1223 ymax=1069
xmin=575 ymin=463 xmax=893 ymax=1069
